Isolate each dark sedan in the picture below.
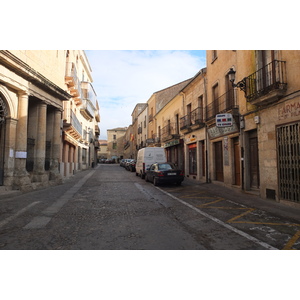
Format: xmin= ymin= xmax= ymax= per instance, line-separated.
xmin=145 ymin=162 xmax=184 ymax=186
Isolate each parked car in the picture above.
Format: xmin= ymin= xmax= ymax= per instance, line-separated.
xmin=136 ymin=147 xmax=167 ymax=179
xmin=124 ymin=159 xmax=135 ymax=171
xmin=127 ymin=159 xmax=136 ymax=172
xmin=145 ymin=162 xmax=184 ymax=186
xmin=120 ymin=159 xmax=131 ymax=168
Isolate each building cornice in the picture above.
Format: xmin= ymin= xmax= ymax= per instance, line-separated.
xmin=0 ymin=50 xmax=71 ymax=101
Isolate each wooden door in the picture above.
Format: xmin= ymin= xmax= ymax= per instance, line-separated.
xmin=233 ymin=138 xmax=241 ymax=186
xmin=249 ymin=136 xmax=260 ymax=188
xmin=215 ymin=141 xmax=224 ymax=181
xmin=201 ymin=141 xmax=205 ymax=177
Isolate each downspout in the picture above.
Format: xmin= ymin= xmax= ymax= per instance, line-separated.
xmin=180 ymin=92 xmax=186 ymax=176
xmin=203 ymin=76 xmax=210 ymax=183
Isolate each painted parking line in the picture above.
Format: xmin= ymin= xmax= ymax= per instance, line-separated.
xmin=283 ymin=230 xmax=300 ymax=250
xmin=163 ymin=188 xmax=300 ymax=250
xmin=156 ymin=186 xmax=277 ymax=250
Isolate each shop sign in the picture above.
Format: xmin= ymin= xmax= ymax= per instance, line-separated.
xmin=208 ymin=119 xmax=239 ymax=139
xmin=164 ymin=139 xmax=180 ymax=148
xmin=278 ymin=101 xmax=300 ymax=120
xmin=216 ymin=113 xmax=233 ymax=127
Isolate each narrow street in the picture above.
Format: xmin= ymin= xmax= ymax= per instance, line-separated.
xmin=0 ymin=164 xmax=299 ymax=250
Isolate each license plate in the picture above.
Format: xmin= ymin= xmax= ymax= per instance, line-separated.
xmin=167 ymin=173 xmax=176 ymax=175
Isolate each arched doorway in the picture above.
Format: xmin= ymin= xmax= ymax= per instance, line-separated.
xmin=0 ymin=94 xmax=8 ymax=185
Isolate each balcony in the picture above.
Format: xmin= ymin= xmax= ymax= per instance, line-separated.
xmin=206 ymin=89 xmax=238 ymax=122
xmin=65 ymin=62 xmax=78 ymax=87
xmin=80 ymin=82 xmax=97 ymax=120
xmin=63 ymin=109 xmax=82 ymax=140
xmin=244 ymin=60 xmax=287 ymax=106
xmin=180 ymin=106 xmax=205 ymax=133
xmin=161 ymin=122 xmax=180 ymax=142
xmin=95 ymin=125 xmax=100 ymax=136
xmin=146 ymin=134 xmax=161 ymax=146
xmin=80 ymin=99 xmax=94 ymax=120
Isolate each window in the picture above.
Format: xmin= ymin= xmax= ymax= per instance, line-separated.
xmin=212 ymin=84 xmax=219 ymax=115
xmin=198 ymin=96 xmax=203 ymax=121
xmin=113 ymin=143 xmax=117 ymax=150
xmin=187 ymin=103 xmax=192 ymax=125
xmin=113 ymin=134 xmax=116 ymax=140
xmin=82 ymin=148 xmax=87 ymax=163
xmin=175 ymin=114 xmax=179 ymax=134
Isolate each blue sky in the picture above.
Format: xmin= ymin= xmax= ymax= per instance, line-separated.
xmin=85 ymin=50 xmax=206 ymax=139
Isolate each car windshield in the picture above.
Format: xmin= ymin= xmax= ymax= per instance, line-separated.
xmin=158 ymin=163 xmax=174 ymax=171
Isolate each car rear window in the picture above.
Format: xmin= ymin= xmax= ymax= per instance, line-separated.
xmin=158 ymin=164 xmax=174 ymax=170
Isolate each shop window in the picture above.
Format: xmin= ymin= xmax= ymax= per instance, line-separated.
xmin=188 ymin=143 xmax=197 ymax=175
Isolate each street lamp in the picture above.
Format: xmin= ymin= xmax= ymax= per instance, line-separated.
xmin=228 ymin=68 xmax=246 ymax=92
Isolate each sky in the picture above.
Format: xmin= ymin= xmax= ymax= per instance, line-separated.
xmin=85 ymin=50 xmax=206 ymax=140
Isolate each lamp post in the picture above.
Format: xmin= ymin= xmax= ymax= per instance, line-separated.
xmin=228 ymin=68 xmax=246 ymax=92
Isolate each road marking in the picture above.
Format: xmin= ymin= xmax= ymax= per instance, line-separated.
xmin=227 ymin=208 xmax=256 ymax=223
xmin=283 ymin=230 xmax=300 ymax=250
xmin=0 ymin=201 xmax=40 ymax=228
xmin=156 ymin=187 xmax=278 ymax=250
xmin=23 ymin=170 xmax=96 ymax=229
xmin=197 ymin=198 xmax=225 ymax=206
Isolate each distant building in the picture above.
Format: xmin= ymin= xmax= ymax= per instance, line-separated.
xmin=107 ymin=127 xmax=127 ymax=162
xmin=98 ymin=140 xmax=108 ymax=160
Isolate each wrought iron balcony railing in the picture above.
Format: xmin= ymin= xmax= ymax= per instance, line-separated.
xmin=161 ymin=122 xmax=179 ymax=142
xmin=180 ymin=106 xmax=205 ymax=131
xmin=206 ymin=89 xmax=237 ymax=121
xmin=81 ymin=81 xmax=97 ymax=109
xmin=244 ymin=60 xmax=287 ymax=103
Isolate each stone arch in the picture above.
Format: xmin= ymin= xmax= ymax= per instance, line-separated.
xmin=0 ymin=93 xmax=8 ymax=124
xmin=0 ymin=85 xmax=17 ymax=119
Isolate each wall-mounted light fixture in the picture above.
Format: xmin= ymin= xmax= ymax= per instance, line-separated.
xmin=228 ymin=68 xmax=246 ymax=92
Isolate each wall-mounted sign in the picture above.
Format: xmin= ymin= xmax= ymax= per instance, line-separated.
xmin=208 ymin=119 xmax=239 ymax=139
xmin=216 ymin=113 xmax=233 ymax=127
xmin=164 ymin=139 xmax=180 ymax=148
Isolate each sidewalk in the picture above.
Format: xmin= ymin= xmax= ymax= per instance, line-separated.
xmin=183 ymin=176 xmax=300 ymax=223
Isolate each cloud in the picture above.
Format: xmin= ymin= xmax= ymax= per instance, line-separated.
xmin=86 ymin=50 xmax=206 ymax=139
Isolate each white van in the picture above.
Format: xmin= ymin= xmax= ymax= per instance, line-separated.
xmin=136 ymin=147 xmax=167 ymax=179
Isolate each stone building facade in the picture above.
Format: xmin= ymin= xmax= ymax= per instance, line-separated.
xmin=107 ymin=127 xmax=127 ymax=161
xmin=62 ymin=50 xmax=100 ymax=176
xmin=0 ymin=50 xmax=100 ymax=192
xmin=0 ymin=50 xmax=70 ymax=191
xmin=124 ymin=50 xmax=300 ymax=208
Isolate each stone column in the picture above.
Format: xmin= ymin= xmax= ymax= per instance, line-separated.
xmin=33 ymin=102 xmax=48 ymax=183
xmin=63 ymin=142 xmax=69 ymax=177
xmin=49 ymin=109 xmax=62 ymax=183
xmin=3 ymin=118 xmax=17 ymax=186
xmin=14 ymin=92 xmax=31 ymax=190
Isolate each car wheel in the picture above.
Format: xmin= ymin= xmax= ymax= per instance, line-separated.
xmin=176 ymin=181 xmax=182 ymax=186
xmin=145 ymin=174 xmax=149 ymax=182
xmin=153 ymin=178 xmax=159 ymax=186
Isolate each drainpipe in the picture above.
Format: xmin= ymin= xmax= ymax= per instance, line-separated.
xmin=179 ymin=92 xmax=186 ymax=175
xmin=203 ymin=76 xmax=210 ymax=183
xmin=240 ymin=115 xmax=245 ymax=190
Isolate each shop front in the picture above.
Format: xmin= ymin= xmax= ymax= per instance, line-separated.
xmin=164 ymin=139 xmax=184 ymax=172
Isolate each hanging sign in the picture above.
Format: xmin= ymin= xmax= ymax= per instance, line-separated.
xmin=216 ymin=113 xmax=233 ymax=127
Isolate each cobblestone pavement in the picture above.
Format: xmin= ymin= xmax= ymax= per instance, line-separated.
xmin=0 ymin=164 xmax=299 ymax=250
